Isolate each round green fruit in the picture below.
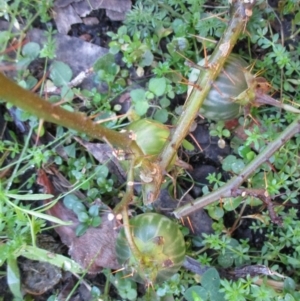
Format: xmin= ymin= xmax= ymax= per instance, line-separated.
xmin=127 ymin=119 xmax=170 ymax=156
xmin=188 ymin=54 xmax=249 ymax=120
xmin=116 ymin=213 xmax=186 ymax=284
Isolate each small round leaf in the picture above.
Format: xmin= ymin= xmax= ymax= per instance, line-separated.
xmin=50 ymin=61 xmax=73 ymax=87
xmin=149 ymin=77 xmax=167 ymax=97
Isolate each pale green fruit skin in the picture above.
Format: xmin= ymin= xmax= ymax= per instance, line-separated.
xmin=116 ymin=213 xmax=186 ymax=283
xmin=127 ymin=119 xmax=170 ymax=156
xmin=188 ymin=54 xmax=249 ymax=120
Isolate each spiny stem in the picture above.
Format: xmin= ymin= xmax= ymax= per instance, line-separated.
xmin=255 ymin=92 xmax=300 ymax=114
xmin=0 ymin=73 xmax=143 ymax=157
xmin=173 ymin=115 xmax=300 ymax=218
xmin=158 ymin=1 xmax=256 ymax=171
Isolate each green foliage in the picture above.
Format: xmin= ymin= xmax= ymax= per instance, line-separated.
xmin=0 ymin=0 xmax=53 ymax=53
xmin=6 ymin=256 xmax=22 ymax=300
xmin=63 ymin=194 xmax=102 ymax=236
xmin=184 ymin=268 xmax=225 ymax=301
xmin=1 ymin=0 xmax=300 ymax=299
xmin=50 ymin=61 xmax=73 ymax=87
xmin=209 ymin=121 xmax=231 ymax=140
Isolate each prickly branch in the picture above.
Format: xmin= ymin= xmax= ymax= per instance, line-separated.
xmin=157 ymin=0 xmax=257 ymax=188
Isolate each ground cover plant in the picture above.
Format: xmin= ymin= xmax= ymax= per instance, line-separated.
xmin=1 ymin=0 xmax=300 ymax=300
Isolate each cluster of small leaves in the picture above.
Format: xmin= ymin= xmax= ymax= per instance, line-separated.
xmin=129 ymin=76 xmax=175 ymax=122
xmin=111 ymin=272 xmax=138 ymax=301
xmin=0 ymin=0 xmax=53 ymax=53
xmin=0 ymin=190 xmax=53 ymax=299
xmin=220 ymin=276 xmax=300 ymax=301
xmin=92 ymin=53 xmax=129 ymax=107
xmin=184 ymin=268 xmax=225 ymax=301
xmin=108 ymin=0 xmax=230 ymax=72
xmin=155 ymin=273 xmax=187 ymax=298
xmin=199 ymin=235 xmax=251 ymax=268
xmin=251 ymin=24 xmax=300 ymax=98
xmin=63 ymin=194 xmax=102 ymax=236
xmin=258 ymin=208 xmax=300 ymax=281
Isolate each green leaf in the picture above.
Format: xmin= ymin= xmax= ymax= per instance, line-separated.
xmin=63 ymin=194 xmax=80 ymax=209
xmin=63 ymin=143 xmax=76 ymax=158
xmin=117 ymin=25 xmax=127 ymax=36
xmin=134 ymin=100 xmax=149 ymax=116
xmin=72 ymin=201 xmax=87 ymax=215
xmin=109 ymin=41 xmax=120 ymax=54
xmin=61 ymin=85 xmax=74 ymax=101
xmin=91 ymin=286 xmax=101 ymax=297
xmin=0 ymin=244 xmax=9 ymax=266
xmin=222 ymin=155 xmax=237 ymax=171
xmin=93 ymin=52 xmax=118 ymax=75
xmin=62 ymin=104 xmax=75 ymax=113
xmin=0 ymin=30 xmax=10 ymax=45
xmin=95 ymin=165 xmax=109 ymax=178
xmin=15 ymin=245 xmax=84 ymax=273
xmin=91 ymin=216 xmax=102 ymax=227
xmin=284 ymin=277 xmax=296 ymax=292
xmin=295 ymin=11 xmax=300 ymax=25
xmin=182 ymin=139 xmax=195 ymax=151
xmin=223 ymin=196 xmax=242 ymax=211
xmin=218 ymin=252 xmax=234 ymax=268
xmin=76 ymin=223 xmax=88 ymax=236
xmin=149 ymin=77 xmax=167 ymax=97
xmin=286 ymin=255 xmax=300 ymax=267
xmin=184 ymin=285 xmax=208 ymax=301
xmin=26 ymin=75 xmax=38 ymax=90
xmin=7 ymin=256 xmax=22 ymax=299
xmin=159 ymin=97 xmax=171 ymax=108
xmin=89 ymin=205 xmax=100 ymax=217
xmin=130 ymin=88 xmax=146 ymax=102
xmin=222 ymin=155 xmax=245 ymax=173
xmin=5 ymin=197 xmax=72 ymax=225
xmin=208 ymin=206 xmax=224 ymax=220
xmin=140 ymin=49 xmax=154 ymax=67
xmin=78 ymin=211 xmax=89 ymax=223
xmin=167 ymin=37 xmax=189 ymax=61
xmin=50 ymin=61 xmax=73 ymax=86
xmin=154 ymin=108 xmax=168 ymax=123
xmin=6 ymin=193 xmax=53 ymax=201
xmin=231 ymin=159 xmax=245 ymax=173
xmin=22 ymin=42 xmax=40 ymax=59
xmin=222 ymin=129 xmax=231 ymax=138
xmin=201 ymin=268 xmax=220 ymax=290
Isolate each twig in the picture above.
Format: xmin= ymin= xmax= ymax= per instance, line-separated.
xmin=174 ymin=115 xmax=300 ymax=218
xmin=231 ymin=188 xmax=283 ymax=226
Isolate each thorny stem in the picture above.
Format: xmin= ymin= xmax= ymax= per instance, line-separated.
xmin=231 ymin=188 xmax=283 ymax=225
xmin=174 ymin=115 xmax=300 ymax=218
xmin=158 ymin=1 xmax=256 ymax=172
xmin=0 ymin=73 xmax=162 ymax=204
xmin=113 ymin=168 xmax=135 ymax=215
xmin=0 ymin=73 xmax=144 ymax=158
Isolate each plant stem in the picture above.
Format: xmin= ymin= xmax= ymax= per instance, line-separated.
xmin=173 ymin=115 xmax=300 ymax=218
xmin=0 ymin=73 xmax=144 ymax=157
xmin=120 ymin=160 xmax=143 ymax=265
xmin=255 ymin=92 xmax=300 ymax=114
xmin=158 ymin=1 xmax=255 ymax=171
